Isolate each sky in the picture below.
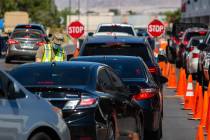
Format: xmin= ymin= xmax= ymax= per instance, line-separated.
xmin=55 ymin=0 xmax=182 ymax=13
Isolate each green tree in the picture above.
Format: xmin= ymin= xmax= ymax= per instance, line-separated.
xmin=164 ymin=9 xmax=181 ymax=23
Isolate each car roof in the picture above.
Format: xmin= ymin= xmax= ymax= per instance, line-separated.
xmin=12 ymin=62 xmax=106 ymax=71
xmin=16 ymin=24 xmax=44 ymax=27
xmin=85 ymin=35 xmax=146 ymax=44
xmin=185 ymin=27 xmax=208 ymax=32
xmin=99 ymin=23 xmax=134 ymax=27
xmin=190 ymin=36 xmax=205 ymax=40
xmin=73 ymin=55 xmax=143 ymax=62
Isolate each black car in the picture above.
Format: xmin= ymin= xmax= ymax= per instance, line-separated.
xmin=78 ymin=35 xmax=163 ymax=87
xmin=72 ymin=56 xmax=165 ymax=140
xmin=10 ymin=62 xmax=144 ymax=140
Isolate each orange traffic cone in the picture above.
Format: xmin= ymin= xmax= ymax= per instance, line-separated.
xmin=205 ymin=83 xmax=210 ymax=131
xmin=183 ymin=74 xmax=194 ymax=110
xmin=167 ymin=64 xmax=177 ymax=89
xmin=196 ymin=125 xmax=205 ymax=140
xmin=191 ymin=82 xmax=200 ymax=115
xmin=164 ymin=62 xmax=170 ymax=77
xmin=159 ymin=62 xmax=166 ymax=76
xmin=190 ymin=85 xmax=203 ymax=120
xmin=200 ymin=91 xmax=209 ymax=127
xmin=176 ymin=68 xmax=187 ymax=96
xmin=207 ymin=124 xmax=210 ymax=140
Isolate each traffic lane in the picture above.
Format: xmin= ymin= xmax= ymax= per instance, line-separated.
xmin=162 ymin=87 xmax=199 ymax=140
xmin=0 ymin=58 xmax=32 ymax=71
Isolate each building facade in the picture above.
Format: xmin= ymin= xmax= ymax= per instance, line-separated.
xmin=181 ymin=0 xmax=210 ymax=25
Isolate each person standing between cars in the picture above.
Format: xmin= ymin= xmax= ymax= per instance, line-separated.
xmin=36 ymin=33 xmax=66 ymax=62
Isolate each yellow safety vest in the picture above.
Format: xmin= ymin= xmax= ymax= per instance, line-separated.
xmin=42 ymin=44 xmax=52 ymax=62
xmin=54 ymin=47 xmax=65 ymax=62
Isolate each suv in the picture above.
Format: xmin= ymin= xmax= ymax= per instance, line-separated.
xmin=79 ymin=35 xmax=164 ymax=86
xmin=96 ymin=23 xmax=137 ymax=36
xmin=176 ymin=28 xmax=207 ymax=68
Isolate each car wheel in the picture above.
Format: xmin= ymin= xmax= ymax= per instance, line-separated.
xmin=29 ymin=132 xmax=51 ymax=140
xmin=107 ymin=121 xmax=115 ymax=140
xmin=5 ymin=57 xmax=11 ymax=63
xmin=145 ymin=119 xmax=162 ymax=140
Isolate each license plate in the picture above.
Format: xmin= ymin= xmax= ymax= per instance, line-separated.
xmin=21 ymin=44 xmax=33 ymax=48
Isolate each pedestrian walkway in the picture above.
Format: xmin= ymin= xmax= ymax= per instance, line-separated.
xmin=162 ymin=87 xmax=199 ymax=140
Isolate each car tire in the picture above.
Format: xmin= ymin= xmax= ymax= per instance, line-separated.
xmin=145 ymin=119 xmax=162 ymax=140
xmin=29 ymin=132 xmax=52 ymax=140
xmin=107 ymin=121 xmax=115 ymax=140
xmin=5 ymin=57 xmax=11 ymax=63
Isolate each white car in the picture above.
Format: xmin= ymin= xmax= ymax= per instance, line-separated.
xmin=0 ymin=69 xmax=70 ymax=140
xmin=186 ymin=36 xmax=204 ymax=75
xmin=96 ymin=23 xmax=137 ymax=36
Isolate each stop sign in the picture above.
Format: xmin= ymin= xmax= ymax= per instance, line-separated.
xmin=68 ymin=21 xmax=84 ymax=39
xmin=147 ymin=19 xmax=165 ymax=37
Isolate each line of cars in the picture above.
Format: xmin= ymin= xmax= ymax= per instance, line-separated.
xmin=4 ymin=23 xmax=168 ymax=140
xmin=166 ymin=23 xmax=210 ymax=92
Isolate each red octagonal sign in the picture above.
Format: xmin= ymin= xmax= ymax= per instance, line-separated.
xmin=147 ymin=19 xmax=165 ymax=37
xmin=68 ymin=21 xmax=85 ymax=39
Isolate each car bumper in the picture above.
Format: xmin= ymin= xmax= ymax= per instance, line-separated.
xmin=7 ymin=45 xmax=37 ymax=59
xmin=188 ymin=59 xmax=199 ymax=74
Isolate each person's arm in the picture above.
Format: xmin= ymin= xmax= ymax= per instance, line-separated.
xmin=35 ymin=46 xmax=44 ymax=62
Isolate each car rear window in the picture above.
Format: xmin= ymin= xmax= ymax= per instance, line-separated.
xmin=10 ymin=66 xmax=90 ymax=86
xmin=98 ymin=26 xmax=134 ymax=35
xmin=107 ymin=60 xmax=146 ymax=79
xmin=11 ymin=29 xmax=43 ymax=39
xmin=185 ymin=31 xmax=207 ymax=41
xmin=81 ymin=43 xmax=153 ymax=63
xmin=15 ymin=25 xmax=45 ymax=33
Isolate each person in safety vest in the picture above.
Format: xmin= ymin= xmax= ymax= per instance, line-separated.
xmin=35 ymin=33 xmax=66 ymax=62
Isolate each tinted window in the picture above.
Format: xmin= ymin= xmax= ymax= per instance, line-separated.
xmin=15 ymin=25 xmax=45 ymax=33
xmin=98 ymin=26 xmax=134 ymax=35
xmin=12 ymin=29 xmax=43 ymax=39
xmin=10 ymin=66 xmax=90 ymax=86
xmin=81 ymin=43 xmax=152 ymax=62
xmin=97 ymin=69 xmax=114 ymax=93
xmin=185 ymin=31 xmax=207 ymax=41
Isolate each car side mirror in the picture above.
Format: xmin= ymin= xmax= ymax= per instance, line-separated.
xmin=197 ymin=43 xmax=207 ymax=51
xmin=7 ymin=82 xmax=25 ymax=99
xmin=160 ymin=75 xmax=168 ymax=84
xmin=158 ymin=54 xmax=167 ymax=62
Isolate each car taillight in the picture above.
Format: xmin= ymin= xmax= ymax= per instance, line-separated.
xmin=132 ymin=88 xmax=157 ymax=100
xmin=7 ymin=39 xmax=19 ymax=45
xmin=148 ymin=66 xmax=158 ymax=74
xmin=36 ymin=41 xmax=45 ymax=46
xmin=192 ymin=53 xmax=199 ymax=58
xmin=183 ymin=40 xmax=189 ymax=46
xmin=189 ymin=47 xmax=194 ymax=52
xmin=199 ymin=31 xmax=207 ymax=35
xmin=79 ymin=98 xmax=96 ymax=106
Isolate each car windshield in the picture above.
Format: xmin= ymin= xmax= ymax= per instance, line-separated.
xmin=11 ymin=29 xmax=43 ymax=39
xmin=10 ymin=66 xmax=90 ymax=86
xmin=82 ymin=43 xmax=152 ymax=63
xmin=98 ymin=26 xmax=134 ymax=35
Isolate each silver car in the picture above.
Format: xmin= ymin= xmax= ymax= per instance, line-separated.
xmin=5 ymin=28 xmax=46 ymax=63
xmin=0 ymin=69 xmax=70 ymax=140
xmin=186 ymin=36 xmax=204 ymax=74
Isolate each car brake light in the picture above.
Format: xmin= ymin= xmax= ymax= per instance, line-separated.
xmin=199 ymin=31 xmax=207 ymax=35
xmin=189 ymin=47 xmax=194 ymax=52
xmin=79 ymin=98 xmax=96 ymax=106
xmin=36 ymin=41 xmax=45 ymax=46
xmin=183 ymin=40 xmax=188 ymax=46
xmin=132 ymin=88 xmax=157 ymax=100
xmin=148 ymin=66 xmax=158 ymax=74
xmin=192 ymin=53 xmax=199 ymax=58
xmin=7 ymin=39 xmax=19 ymax=45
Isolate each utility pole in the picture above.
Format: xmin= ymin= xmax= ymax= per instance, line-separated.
xmin=78 ymin=0 xmax=80 ymax=20
xmin=86 ymin=0 xmax=89 ymax=32
xmin=69 ymin=0 xmax=71 ymax=23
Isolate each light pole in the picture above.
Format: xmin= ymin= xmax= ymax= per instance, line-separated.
xmin=78 ymin=0 xmax=80 ymax=20
xmin=69 ymin=0 xmax=71 ymax=22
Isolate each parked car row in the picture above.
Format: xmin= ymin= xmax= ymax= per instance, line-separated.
xmin=2 ymin=23 xmax=168 ymax=140
xmin=166 ymin=22 xmax=210 ymax=92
